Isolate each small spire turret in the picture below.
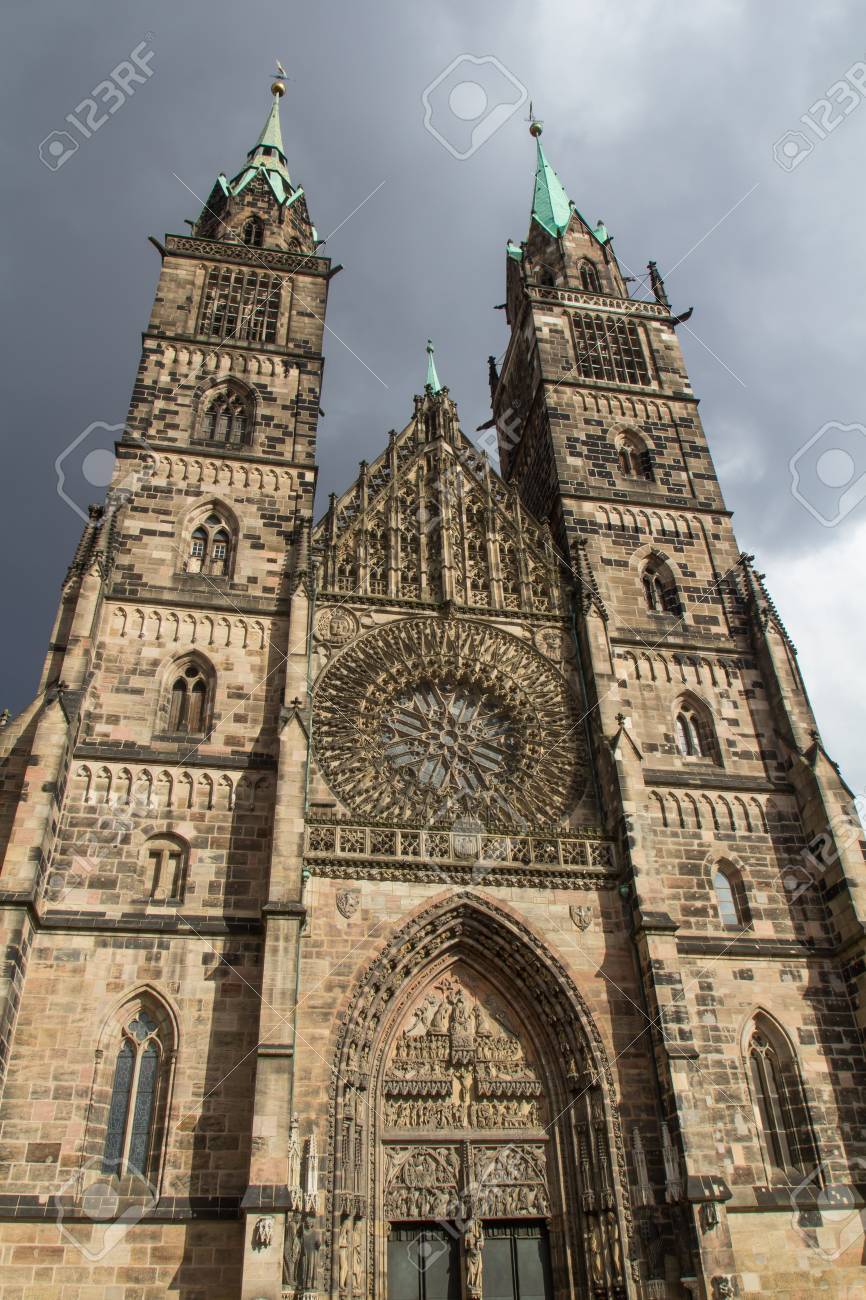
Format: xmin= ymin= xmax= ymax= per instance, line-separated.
xmin=425 ymin=339 xmax=443 ymax=394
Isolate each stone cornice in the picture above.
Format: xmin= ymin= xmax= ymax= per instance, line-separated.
xmin=73 ymin=742 xmax=277 ymax=769
xmin=106 ymin=583 xmax=289 ymax=617
xmin=164 ymin=233 xmax=330 ymax=276
xmin=641 ymin=768 xmax=791 ymax=796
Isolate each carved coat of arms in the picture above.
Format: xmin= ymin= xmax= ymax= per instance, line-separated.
xmin=336 ymin=889 xmax=360 ymax=919
xmin=569 ymin=904 xmax=593 ymax=931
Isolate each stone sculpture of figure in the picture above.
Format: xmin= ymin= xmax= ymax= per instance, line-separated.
xmin=288 ymin=1113 xmax=302 ymax=1192
xmin=283 ymin=1220 xmax=302 ymax=1285
xmin=430 ymin=995 xmax=451 ymax=1033
xmin=647 ymin=259 xmax=671 ymax=309
xmin=450 ymin=988 xmax=472 ymax=1036
xmin=352 ymin=1219 xmax=364 ymax=1293
xmin=464 ymin=1218 xmax=484 ymax=1296
xmin=338 ymin=1217 xmax=352 ymax=1291
xmin=253 ymin=1215 xmax=273 ymax=1249
xmin=302 ymin=1225 xmax=322 ymax=1291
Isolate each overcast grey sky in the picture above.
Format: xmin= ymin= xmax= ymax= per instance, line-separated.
xmin=3 ymin=0 xmax=865 ymax=793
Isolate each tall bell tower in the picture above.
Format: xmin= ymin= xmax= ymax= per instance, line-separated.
xmin=490 ymin=119 xmax=866 ymax=1295
xmin=0 ymin=78 xmax=332 ymax=1298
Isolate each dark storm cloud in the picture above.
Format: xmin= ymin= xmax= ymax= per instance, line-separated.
xmin=2 ymin=0 xmax=865 ymax=789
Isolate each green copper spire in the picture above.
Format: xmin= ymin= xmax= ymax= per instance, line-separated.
xmin=227 ymin=80 xmax=297 ymax=204
xmin=425 ymin=339 xmax=443 ymax=393
xmin=530 ymin=126 xmax=573 ymax=239
xmin=527 ymin=120 xmax=606 ymax=244
xmin=253 ymin=87 xmax=286 ymax=158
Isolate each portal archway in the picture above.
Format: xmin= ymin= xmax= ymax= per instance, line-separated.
xmin=325 ymin=895 xmax=634 ymax=1299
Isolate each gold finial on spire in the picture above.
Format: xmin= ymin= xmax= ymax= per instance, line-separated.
xmin=528 ymin=99 xmax=543 ymax=137
xmin=272 ymin=59 xmax=287 ymax=97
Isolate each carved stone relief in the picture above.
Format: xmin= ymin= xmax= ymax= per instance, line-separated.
xmin=315 ymin=606 xmax=359 ymax=646
xmin=570 ymin=903 xmax=593 ymax=931
xmin=336 ymin=889 xmax=360 ymax=920
xmin=469 ymin=1144 xmax=551 ymax=1217
xmin=383 ymin=1145 xmax=461 ymax=1220
xmin=383 ymin=969 xmax=544 ymax=1132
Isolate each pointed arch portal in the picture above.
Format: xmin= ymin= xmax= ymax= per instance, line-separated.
xmin=326 ymin=895 xmax=633 ymax=1299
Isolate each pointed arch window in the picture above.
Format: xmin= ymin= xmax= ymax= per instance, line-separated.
xmin=102 ymin=1010 xmax=166 ymax=1177
xmin=166 ymin=660 xmax=212 ymax=737
xmin=712 ymin=861 xmax=750 ymax=930
xmin=186 ymin=510 xmax=235 ymax=576
xmin=674 ymin=698 xmax=719 ymax=763
xmin=641 ymin=557 xmax=680 ymax=615
xmin=242 ymin=216 xmax=263 ymax=247
xmin=202 ymin=387 xmax=252 ymax=447
xmin=746 ymin=1016 xmax=818 ymax=1178
xmin=616 ymin=431 xmax=654 ymax=481
xmin=579 ymin=261 xmax=601 ymax=293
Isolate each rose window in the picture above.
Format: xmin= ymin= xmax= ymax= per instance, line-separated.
xmin=312 ymin=617 xmax=585 ymax=827
xmin=381 ymin=680 xmax=517 ymax=800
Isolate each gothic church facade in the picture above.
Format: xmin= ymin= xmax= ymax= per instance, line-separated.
xmin=0 ymin=83 xmax=865 ymax=1300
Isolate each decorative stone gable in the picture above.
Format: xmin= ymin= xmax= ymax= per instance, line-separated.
xmin=313 ymin=388 xmax=564 ymax=613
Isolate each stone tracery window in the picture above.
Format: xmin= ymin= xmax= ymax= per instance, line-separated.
xmin=572 ymin=312 xmax=651 ymax=386
xmin=313 ymin=618 xmax=584 ymax=827
xmin=674 ymin=697 xmax=719 ymax=763
xmin=745 ymin=1014 xmax=818 ymax=1179
xmin=616 ymin=430 xmax=653 ymax=480
xmin=578 ymin=260 xmax=601 ymax=293
xmin=381 ymin=680 xmax=517 ymax=804
xmin=165 ymin=658 xmax=213 ymax=737
xmin=641 ymin=556 xmax=680 ymax=615
xmin=186 ymin=510 xmax=234 ymax=576
xmin=242 ymin=215 xmax=263 ymax=247
xmin=202 ymin=387 xmax=251 ymax=446
xmin=102 ymin=1006 xmax=171 ymax=1178
xmin=197 ymin=265 xmax=280 ymax=343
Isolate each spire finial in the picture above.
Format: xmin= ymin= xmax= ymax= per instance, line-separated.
xmin=528 ymin=99 xmax=543 ymax=137
xmin=425 ymin=339 xmax=443 ymax=394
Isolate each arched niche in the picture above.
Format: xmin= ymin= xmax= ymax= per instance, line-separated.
xmin=322 ymin=895 xmax=634 ymax=1299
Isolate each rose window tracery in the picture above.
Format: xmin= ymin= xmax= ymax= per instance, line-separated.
xmin=313 ymin=616 xmax=585 ymax=826
xmin=381 ymin=680 xmax=517 ymax=801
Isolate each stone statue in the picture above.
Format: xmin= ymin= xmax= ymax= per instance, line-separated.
xmin=301 ymin=1225 xmax=321 ymax=1292
xmin=252 ymin=1215 xmax=273 ymax=1250
xmin=288 ymin=1113 xmax=302 ymax=1193
xmin=465 ymin=1218 xmax=484 ymax=1296
xmin=338 ymin=1217 xmax=352 ymax=1291
xmin=283 ymin=1219 xmax=302 ymax=1285
xmin=352 ymin=1219 xmax=364 ymax=1293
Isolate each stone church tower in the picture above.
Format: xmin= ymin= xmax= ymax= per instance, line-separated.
xmin=0 ymin=84 xmax=864 ymax=1300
